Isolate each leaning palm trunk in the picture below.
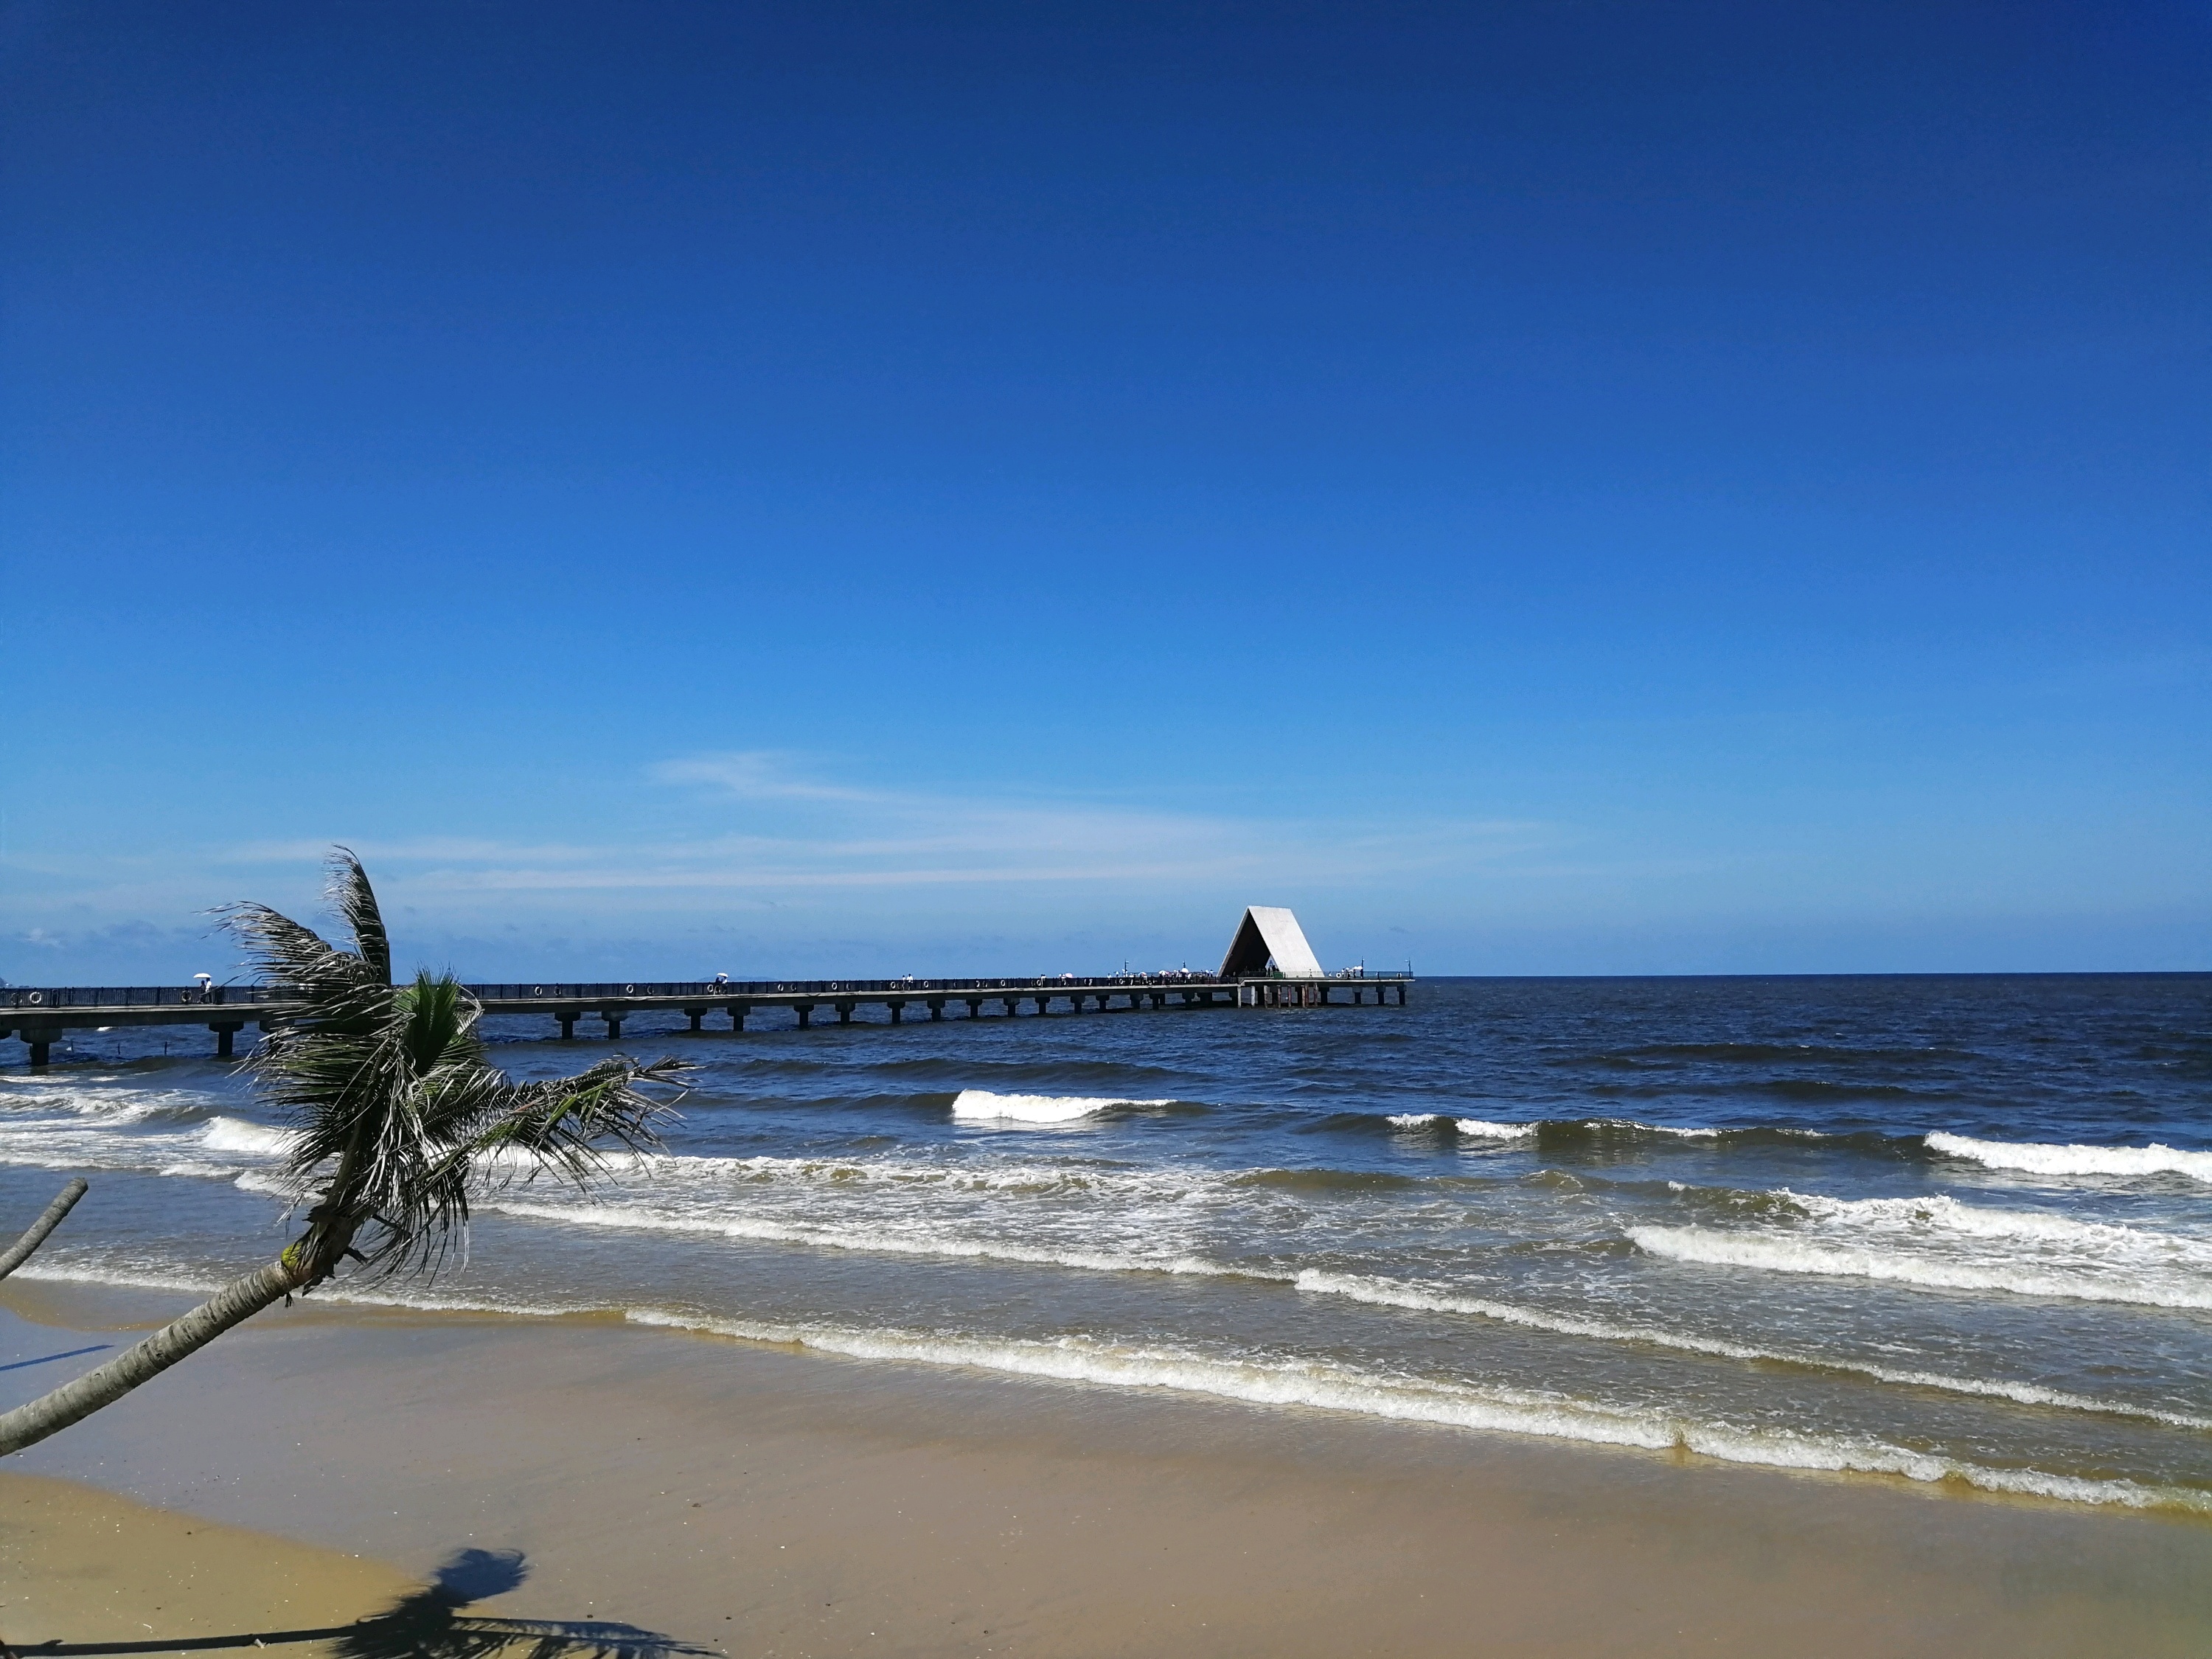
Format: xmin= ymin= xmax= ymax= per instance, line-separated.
xmin=0 ymin=1178 xmax=87 ymax=1281
xmin=0 ymin=850 xmax=684 ymax=1459
xmin=0 ymin=1257 xmax=306 ymax=1453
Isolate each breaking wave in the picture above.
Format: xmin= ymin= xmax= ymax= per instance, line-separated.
xmin=949 ymin=1090 xmax=1175 ymax=1125
xmin=1928 ymin=1132 xmax=2212 ymax=1185
xmin=1630 ymin=1192 xmax=2212 ymax=1310
xmin=201 ymin=1116 xmax=295 ymax=1156
xmin=1386 ymin=1114 xmax=1535 ymax=1139
xmin=480 ymin=1194 xmax=1255 ymax=1281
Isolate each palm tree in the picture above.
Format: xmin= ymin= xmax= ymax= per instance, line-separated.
xmin=0 ymin=851 xmax=685 ymax=1457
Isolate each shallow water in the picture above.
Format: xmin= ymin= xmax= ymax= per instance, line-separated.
xmin=5 ymin=974 xmax=2209 ymax=1511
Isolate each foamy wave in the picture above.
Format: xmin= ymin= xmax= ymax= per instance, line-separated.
xmin=481 ymin=1195 xmax=1253 ymax=1281
xmin=950 ymin=1090 xmax=1170 ymax=1124
xmin=1928 ymin=1132 xmax=2212 ymax=1185
xmin=613 ymin=1149 xmax=1215 ymax=1200
xmin=1384 ymin=1114 xmax=1534 ymax=1139
xmin=1787 ymin=1190 xmax=2212 ymax=1251
xmin=1291 ymin=1270 xmax=2212 ymax=1430
xmin=1384 ymin=1114 xmax=1703 ymax=1141
xmin=202 ymin=1117 xmax=295 ymax=1156
xmin=13 ymin=1261 xmax=228 ymax=1295
xmin=1629 ymin=1214 xmax=2212 ymax=1310
xmin=12 ymin=1259 xmax=597 ymax=1321
xmin=627 ymin=1308 xmax=2212 ymax=1513
xmin=0 ymin=1088 xmax=215 ymax=1125
xmin=18 ymin=1254 xmax=2205 ymax=1512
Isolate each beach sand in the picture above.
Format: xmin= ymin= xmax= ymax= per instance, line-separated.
xmin=4 ymin=1278 xmax=2208 ymax=1658
xmin=1 ymin=1470 xmax=411 ymax=1646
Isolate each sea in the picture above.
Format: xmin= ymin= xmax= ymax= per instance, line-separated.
xmin=4 ymin=973 xmax=2210 ymax=1514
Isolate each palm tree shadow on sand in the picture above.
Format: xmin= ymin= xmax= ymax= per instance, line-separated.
xmin=13 ymin=1548 xmax=720 ymax=1659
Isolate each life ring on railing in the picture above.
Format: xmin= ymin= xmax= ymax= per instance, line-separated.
xmin=27 ymin=991 xmax=43 ymax=1005
xmin=533 ymin=986 xmax=545 ymax=997
xmin=625 ymin=984 xmax=636 ymax=995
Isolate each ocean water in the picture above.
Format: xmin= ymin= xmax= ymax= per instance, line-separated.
xmin=4 ymin=974 xmax=2210 ymax=1513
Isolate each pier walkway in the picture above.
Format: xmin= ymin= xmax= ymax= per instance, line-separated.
xmin=1 ymin=906 xmax=1408 ymax=1067
xmin=1 ymin=971 xmax=1413 ymax=1066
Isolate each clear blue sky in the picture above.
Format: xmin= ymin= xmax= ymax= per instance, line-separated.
xmin=2 ymin=1 xmax=2205 ymax=981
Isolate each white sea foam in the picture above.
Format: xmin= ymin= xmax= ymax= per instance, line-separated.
xmin=16 ymin=1253 xmax=2205 ymax=1512
xmin=625 ymin=1307 xmax=2212 ymax=1513
xmin=949 ymin=1090 xmax=1168 ymax=1124
xmin=0 ymin=1087 xmax=215 ymax=1124
xmin=1928 ymin=1132 xmax=2212 ymax=1185
xmin=1291 ymin=1270 xmax=2212 ymax=1430
xmin=1455 ymin=1119 xmax=1537 ymax=1140
xmin=13 ymin=1261 xmax=228 ymax=1295
xmin=481 ymin=1195 xmax=1255 ymax=1281
xmin=1630 ymin=1207 xmax=2212 ymax=1310
xmin=202 ymin=1116 xmax=294 ymax=1156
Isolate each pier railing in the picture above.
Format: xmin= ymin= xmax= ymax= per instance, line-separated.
xmin=3 ymin=970 xmax=1411 ymax=1012
xmin=4 ymin=967 xmax=1413 ymax=1064
xmin=0 ymin=984 xmax=279 ymax=1011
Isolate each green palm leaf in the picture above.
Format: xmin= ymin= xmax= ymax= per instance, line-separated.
xmin=0 ymin=851 xmax=689 ymax=1457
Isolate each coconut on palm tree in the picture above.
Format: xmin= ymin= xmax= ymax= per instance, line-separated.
xmin=0 ymin=850 xmax=685 ymax=1457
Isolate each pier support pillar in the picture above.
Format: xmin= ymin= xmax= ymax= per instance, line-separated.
xmin=1033 ymin=995 xmax=1051 ymax=1015
xmin=729 ymin=1004 xmax=747 ymax=1031
xmin=1000 ymin=998 xmax=1019 ymax=1017
xmin=20 ymin=1033 xmax=52 ymax=1068
xmin=209 ymin=1023 xmax=243 ymax=1058
xmin=604 ymin=1015 xmax=624 ymax=1040
xmin=685 ymin=1007 xmax=706 ymax=1032
xmin=836 ymin=1001 xmax=856 ymax=1025
xmin=888 ymin=1001 xmax=905 ymax=1023
xmin=964 ymin=999 xmax=983 ymax=1018
xmin=928 ymin=1000 xmax=945 ymax=1020
xmin=796 ymin=1004 xmax=813 ymax=1029
xmin=557 ymin=1013 xmax=577 ymax=1040
xmin=1397 ymin=986 xmax=1407 ymax=1006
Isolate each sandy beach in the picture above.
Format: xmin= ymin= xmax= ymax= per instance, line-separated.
xmin=4 ymin=1277 xmax=2208 ymax=1658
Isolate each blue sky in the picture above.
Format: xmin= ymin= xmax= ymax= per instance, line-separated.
xmin=2 ymin=1 xmax=2205 ymax=981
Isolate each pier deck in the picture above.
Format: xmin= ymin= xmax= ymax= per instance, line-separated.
xmin=1 ymin=973 xmax=1413 ymax=1065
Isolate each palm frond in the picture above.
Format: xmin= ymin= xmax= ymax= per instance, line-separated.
xmin=214 ymin=899 xmax=373 ymax=995
xmin=221 ymin=853 xmax=689 ymax=1288
xmin=329 ymin=846 xmax=393 ymax=982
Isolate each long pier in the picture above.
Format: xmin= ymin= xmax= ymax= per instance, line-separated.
xmin=0 ymin=972 xmax=1414 ymax=1066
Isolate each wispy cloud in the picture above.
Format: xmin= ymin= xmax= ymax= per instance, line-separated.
xmin=648 ymin=752 xmax=883 ymax=804
xmin=0 ymin=751 xmax=1558 ymax=939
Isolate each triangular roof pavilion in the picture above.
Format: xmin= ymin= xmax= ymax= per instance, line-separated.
xmin=1219 ymin=906 xmax=1324 ymax=979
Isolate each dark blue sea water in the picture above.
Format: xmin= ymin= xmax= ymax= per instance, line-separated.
xmin=5 ymin=974 xmax=2210 ymax=1510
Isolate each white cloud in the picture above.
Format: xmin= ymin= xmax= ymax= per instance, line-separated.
xmin=0 ymin=752 xmax=1557 ymax=960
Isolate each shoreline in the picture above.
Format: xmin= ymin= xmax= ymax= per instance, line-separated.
xmin=7 ymin=1277 xmax=2211 ymax=1656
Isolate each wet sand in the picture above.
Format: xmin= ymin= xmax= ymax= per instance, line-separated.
xmin=4 ymin=1279 xmax=2209 ymax=1657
